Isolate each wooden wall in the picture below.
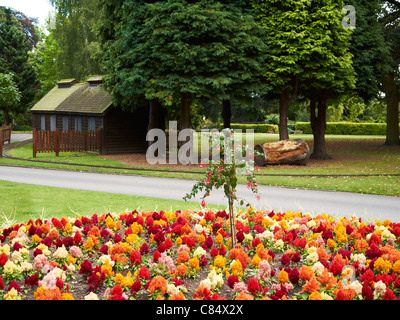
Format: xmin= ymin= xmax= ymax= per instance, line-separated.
xmin=102 ymin=106 xmax=149 ymax=155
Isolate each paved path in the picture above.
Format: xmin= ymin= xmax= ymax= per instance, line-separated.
xmin=10 ymin=133 xmax=32 ymax=144
xmin=0 ymin=165 xmax=399 ymax=222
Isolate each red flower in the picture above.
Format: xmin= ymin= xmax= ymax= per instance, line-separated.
xmin=24 ymin=274 xmax=39 ymax=287
xmin=205 ymin=236 xmax=213 ymax=249
xmin=210 ymin=247 xmax=219 ymax=258
xmin=291 ymin=252 xmax=301 ymax=262
xmin=79 ymin=259 xmax=93 ymax=275
xmin=0 ymin=253 xmax=8 ymax=266
xmin=0 ymin=277 xmax=4 ymax=290
xmin=360 ymin=269 xmax=375 ymax=286
xmin=164 ymin=237 xmax=173 ymax=249
xmin=158 ymin=242 xmax=167 ymax=253
xmin=383 ymin=288 xmax=397 ymax=300
xmin=218 ymin=245 xmax=227 ymax=257
xmin=280 ymin=254 xmax=290 ymax=266
xmin=247 ymin=278 xmax=261 ymax=296
xmin=7 ymin=280 xmax=21 ymax=293
xmin=131 ymin=281 xmax=141 ymax=293
xmin=335 ymin=289 xmax=350 ymax=300
xmin=365 ymin=243 xmax=382 ymax=259
xmin=113 ymin=233 xmax=122 ymax=243
xmin=56 ymin=278 xmax=64 ymax=290
xmin=289 ymin=268 xmax=299 ymax=284
xmin=236 ymin=231 xmax=245 ymax=243
xmin=153 ymin=250 xmax=161 ymax=263
xmin=138 ymin=266 xmax=151 ymax=280
xmin=140 ymin=243 xmax=149 ymax=255
xmin=227 ymin=275 xmax=239 ymax=289
xmin=361 ymin=281 xmax=374 ymax=300
xmin=130 ymin=250 xmax=142 ymax=266
xmin=294 ymin=237 xmax=307 ymax=249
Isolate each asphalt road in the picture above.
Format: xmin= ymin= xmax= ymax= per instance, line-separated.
xmin=0 ymin=165 xmax=399 ymax=222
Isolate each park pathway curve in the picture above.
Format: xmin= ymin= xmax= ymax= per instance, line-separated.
xmin=0 ymin=165 xmax=399 ymax=222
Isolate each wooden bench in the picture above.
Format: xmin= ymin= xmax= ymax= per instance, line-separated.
xmin=0 ymin=123 xmax=12 ymax=158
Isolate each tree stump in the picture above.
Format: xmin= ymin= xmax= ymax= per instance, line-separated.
xmin=254 ymin=139 xmax=310 ymax=166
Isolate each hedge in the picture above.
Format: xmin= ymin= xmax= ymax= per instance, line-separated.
xmin=202 ymin=123 xmax=279 ymax=134
xmin=295 ymin=122 xmax=399 ymax=136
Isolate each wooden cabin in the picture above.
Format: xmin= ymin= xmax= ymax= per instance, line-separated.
xmin=30 ymin=76 xmax=149 ymax=155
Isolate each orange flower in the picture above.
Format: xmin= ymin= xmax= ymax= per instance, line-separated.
xmin=316 ymin=247 xmax=329 ymax=262
xmin=278 ymin=270 xmax=289 ymax=283
xmin=308 ymin=291 xmax=323 ymax=300
xmin=88 ymin=226 xmax=100 ymax=238
xmin=170 ymin=291 xmax=185 ymax=300
xmin=189 ymin=257 xmax=200 ymax=271
xmin=229 ymin=248 xmax=250 ymax=264
xmin=299 ymin=265 xmax=314 ymax=282
xmin=181 ymin=224 xmax=192 ymax=235
xmin=354 ymin=239 xmax=368 ymax=253
xmin=176 ymin=250 xmax=190 ymax=265
xmin=48 ymin=228 xmax=60 ymax=240
xmin=174 ymin=264 xmax=188 ymax=278
xmin=318 ymin=269 xmax=337 ymax=289
xmin=148 ymin=276 xmax=167 ymax=295
xmin=301 ymin=275 xmax=320 ymax=294
xmin=34 ymin=287 xmax=62 ymax=300
xmin=235 ymin=291 xmax=254 ymax=300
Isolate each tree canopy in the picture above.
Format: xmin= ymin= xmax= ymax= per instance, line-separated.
xmin=98 ymin=0 xmax=268 ymax=129
xmin=0 ymin=6 xmax=37 ymax=124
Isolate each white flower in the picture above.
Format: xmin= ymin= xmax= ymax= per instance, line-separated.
xmin=53 ymin=245 xmax=69 ymax=259
xmin=11 ymin=251 xmax=23 ymax=263
xmin=306 ymin=251 xmax=319 ymax=264
xmin=98 ymin=255 xmax=115 ymax=267
xmin=21 ymin=262 xmax=33 ymax=272
xmin=84 ymin=292 xmax=99 ymax=300
xmin=274 ymin=239 xmax=284 ymax=251
xmin=193 ymin=247 xmax=207 ymax=258
xmin=167 ymin=284 xmax=179 ymax=297
xmin=312 ymin=262 xmax=325 ymax=276
xmin=321 ymin=292 xmax=334 ymax=300
xmin=374 ymin=280 xmax=386 ymax=297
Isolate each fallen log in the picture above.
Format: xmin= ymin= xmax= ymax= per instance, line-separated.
xmin=254 ymin=139 xmax=310 ymax=166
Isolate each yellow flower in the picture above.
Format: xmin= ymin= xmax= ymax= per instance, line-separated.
xmin=278 ymin=270 xmax=289 ymax=283
xmin=175 ymin=237 xmax=182 ymax=246
xmin=61 ymin=293 xmax=74 ymax=300
xmin=251 ymin=254 xmax=262 ymax=268
xmin=393 ymin=260 xmax=400 ymax=274
xmin=374 ymin=257 xmax=392 ymax=274
xmin=130 ymin=222 xmax=143 ymax=235
xmin=215 ymin=233 xmax=223 ymax=245
xmin=31 ymin=234 xmax=42 ymax=244
xmin=101 ymin=260 xmax=115 ymax=278
xmin=198 ymin=234 xmax=205 ymax=244
xmin=64 ymin=223 xmax=73 ymax=235
xmin=3 ymin=288 xmax=21 ymax=300
xmin=189 ymin=257 xmax=200 ymax=271
xmin=231 ymin=259 xmax=243 ymax=277
xmin=67 ymin=255 xmax=76 ymax=265
xmin=105 ymin=216 xmax=116 ymax=230
xmin=83 ymin=237 xmax=95 ymax=251
xmin=327 ymin=238 xmax=337 ymax=250
xmin=261 ymin=218 xmax=271 ymax=229
xmin=214 ymin=255 xmax=226 ymax=269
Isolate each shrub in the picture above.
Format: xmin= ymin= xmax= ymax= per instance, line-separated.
xmin=295 ymin=122 xmax=398 ymax=135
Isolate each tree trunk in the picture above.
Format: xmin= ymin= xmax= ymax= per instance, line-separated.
xmin=3 ymin=109 xmax=9 ymax=125
xmin=381 ymin=72 xmax=400 ymax=146
xmin=148 ymin=99 xmax=166 ymax=132
xmin=228 ymin=197 xmax=236 ymax=248
xmin=310 ymin=96 xmax=330 ymax=160
xmin=222 ymin=100 xmax=232 ymax=129
xmin=179 ymin=93 xmax=191 ymax=131
xmin=279 ymin=91 xmax=290 ymax=141
xmin=254 ymin=139 xmax=310 ymax=166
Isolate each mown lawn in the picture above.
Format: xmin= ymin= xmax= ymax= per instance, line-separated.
xmin=2 ymin=134 xmax=400 ymax=196
xmin=0 ymin=180 xmax=227 ymax=226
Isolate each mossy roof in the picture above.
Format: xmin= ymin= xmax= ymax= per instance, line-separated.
xmin=31 ymin=80 xmax=113 ymax=115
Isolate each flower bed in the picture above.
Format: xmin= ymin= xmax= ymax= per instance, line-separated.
xmin=1 ymin=208 xmax=400 ymax=300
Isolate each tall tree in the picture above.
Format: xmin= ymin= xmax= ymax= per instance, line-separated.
xmin=379 ymin=0 xmax=400 ymax=145
xmin=0 ymin=73 xmax=21 ymax=125
xmin=28 ymin=28 xmax=61 ymax=104
xmin=250 ymin=0 xmax=311 ymax=140
xmin=98 ymin=0 xmax=267 ymax=131
xmin=0 ymin=7 xmax=37 ymax=123
xmin=49 ymin=0 xmax=103 ymax=80
xmin=303 ymin=0 xmax=356 ymax=159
